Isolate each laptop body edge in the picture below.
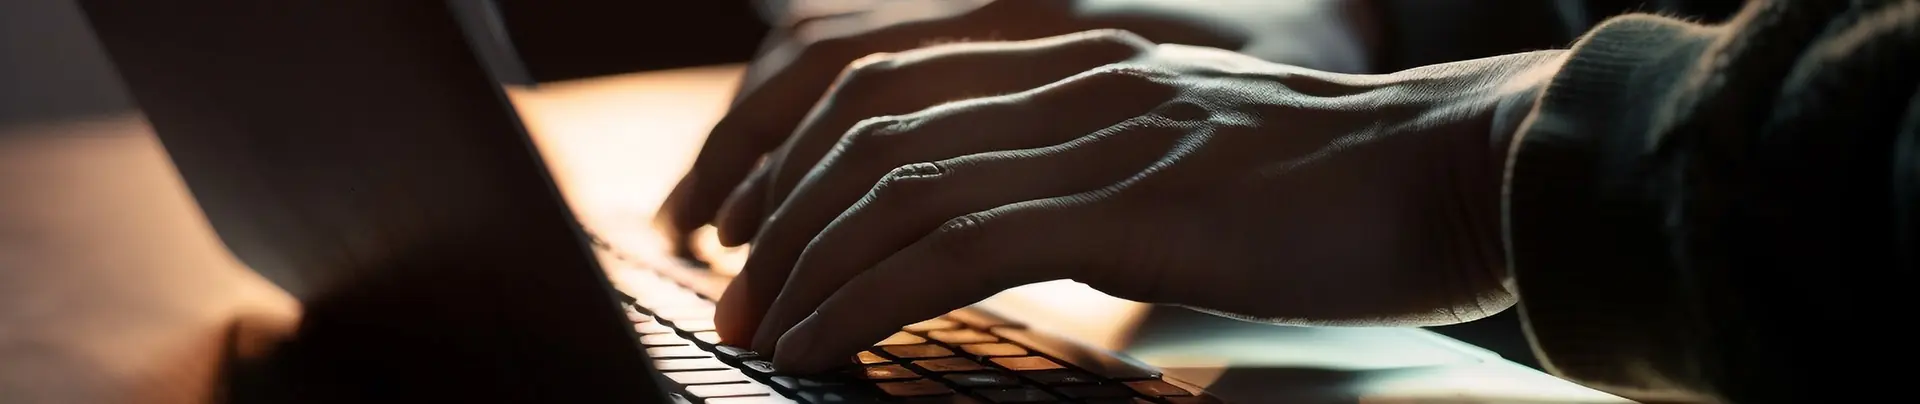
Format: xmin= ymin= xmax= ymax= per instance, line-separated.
xmin=74 ymin=1 xmax=668 ymax=402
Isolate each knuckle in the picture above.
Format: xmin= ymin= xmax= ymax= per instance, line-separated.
xmin=928 ymin=212 xmax=992 ymax=262
xmin=837 ymin=116 xmax=910 ymax=161
xmin=844 ymin=115 xmax=906 ymax=141
xmin=884 ymin=161 xmax=946 ymax=182
xmin=1076 ymin=63 xmax=1173 ymax=90
xmin=845 ymin=51 xmax=898 ymax=75
xmin=1067 ymin=29 xmax=1154 ymax=58
xmin=833 ymin=52 xmax=900 ymax=94
xmin=867 ymin=162 xmax=947 ymax=203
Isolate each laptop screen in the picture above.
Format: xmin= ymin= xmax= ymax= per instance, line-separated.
xmin=76 ymin=0 xmax=667 ymax=401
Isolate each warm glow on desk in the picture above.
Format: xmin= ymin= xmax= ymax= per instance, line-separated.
xmin=505 ymin=64 xmax=745 ymax=267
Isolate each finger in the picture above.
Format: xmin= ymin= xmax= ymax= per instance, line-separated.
xmin=713 ymin=164 xmax=771 ymax=247
xmin=712 ymin=270 xmax=760 ymax=346
xmin=657 ymin=5 xmax=1089 ymax=242
xmin=750 ymin=120 xmax=1181 ymax=353
xmin=771 ymin=195 xmax=1126 ymax=373
xmin=757 ymin=29 xmax=1152 ymax=223
xmin=737 ymin=68 xmax=1173 ymax=353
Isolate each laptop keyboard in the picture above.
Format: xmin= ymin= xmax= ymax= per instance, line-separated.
xmin=621 ymin=269 xmax=1217 ymax=404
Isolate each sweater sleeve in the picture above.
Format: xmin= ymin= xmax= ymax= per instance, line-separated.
xmin=1504 ymin=1 xmax=1920 ymax=402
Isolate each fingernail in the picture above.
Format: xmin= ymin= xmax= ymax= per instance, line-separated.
xmin=750 ymin=312 xmax=785 ymax=355
xmin=773 ymin=313 xmax=824 ymax=373
xmin=751 ymin=324 xmax=781 ymax=355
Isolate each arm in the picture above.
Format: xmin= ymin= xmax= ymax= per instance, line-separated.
xmin=1497 ymin=1 xmax=1920 ymax=401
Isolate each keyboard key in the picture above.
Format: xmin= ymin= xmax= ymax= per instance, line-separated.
xmin=1020 ymin=370 xmax=1099 ymax=385
xmin=875 ymin=379 xmax=953 ymax=397
xmin=714 ymin=345 xmax=761 ymax=360
xmin=668 ymin=392 xmax=694 ymax=404
xmin=770 ymin=376 xmax=845 ymax=391
xmin=686 ymin=382 xmax=777 ymax=398
xmin=958 ymin=343 xmax=1027 ymax=357
xmin=943 ymin=372 xmax=1022 ymax=388
xmin=1123 ymin=380 xmax=1193 ymax=397
xmin=857 ymin=364 xmax=920 ymax=381
xmin=896 ymin=396 xmax=985 ymax=404
xmin=664 ymin=369 xmax=752 ymax=385
xmin=740 ymin=360 xmax=777 ymax=375
xmin=693 ymin=331 xmax=723 ymax=344
xmin=927 ymin=329 xmax=999 ymax=344
xmin=881 ymin=344 xmax=955 ymax=359
xmin=975 ymin=387 xmax=1057 ymax=403
xmin=635 ymin=321 xmax=675 ymax=335
xmin=626 ymin=307 xmax=653 ymax=323
xmin=911 ymin=357 xmax=987 ymax=373
xmin=944 ymin=310 xmax=1013 ymax=329
xmin=988 ymin=356 xmax=1063 ymax=371
xmin=653 ymin=306 xmax=715 ymax=322
xmin=991 ymin=327 xmax=1160 ymax=380
xmin=855 ymin=351 xmax=890 ymax=364
xmin=648 ymin=346 xmax=714 ymax=359
xmin=876 ymin=332 xmax=927 ymax=346
xmin=673 ymin=319 xmax=717 ymax=332
xmin=705 ymin=396 xmax=800 ymax=404
xmin=640 ymin=333 xmax=692 ymax=346
xmin=904 ymin=318 xmax=961 ymax=332
xmin=1054 ymin=384 xmax=1137 ymax=399
xmin=654 ymin=358 xmax=731 ymax=371
xmin=636 ymin=294 xmax=707 ymax=311
xmin=1080 ymin=399 xmax=1153 ymax=404
xmin=797 ymin=389 xmax=878 ymax=403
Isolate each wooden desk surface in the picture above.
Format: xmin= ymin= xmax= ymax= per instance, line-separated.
xmin=0 ymin=65 xmax=743 ymax=403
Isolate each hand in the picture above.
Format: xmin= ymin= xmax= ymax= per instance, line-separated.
xmin=709 ymin=35 xmax=1566 ymax=371
xmin=654 ymin=0 xmax=1380 ymax=256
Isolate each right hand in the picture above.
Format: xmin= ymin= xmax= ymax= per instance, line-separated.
xmin=709 ymin=41 xmax=1569 ymax=367
xmin=653 ymin=0 xmax=1284 ymax=256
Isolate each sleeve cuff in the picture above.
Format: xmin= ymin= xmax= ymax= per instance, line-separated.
xmin=1502 ymin=14 xmax=1722 ymax=400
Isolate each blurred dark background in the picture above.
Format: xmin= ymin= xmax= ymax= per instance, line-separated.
xmin=490 ymin=1 xmax=769 ymax=82
xmin=0 ymin=0 xmax=133 ymax=130
xmin=0 ymin=0 xmax=769 ymax=131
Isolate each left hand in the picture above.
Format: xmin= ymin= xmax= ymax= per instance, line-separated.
xmin=710 ymin=31 xmax=1568 ymax=372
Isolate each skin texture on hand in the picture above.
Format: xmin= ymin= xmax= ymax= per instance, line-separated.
xmin=692 ymin=29 xmax=1569 ymax=372
xmin=653 ymin=0 xmax=1381 ymax=258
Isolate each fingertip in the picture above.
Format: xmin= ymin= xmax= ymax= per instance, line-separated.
xmin=771 ymin=313 xmax=824 ymax=373
xmin=749 ymin=316 xmax=784 ymax=355
xmin=716 ymin=166 xmax=774 ymax=247
xmin=715 ymin=226 xmax=752 ymax=248
xmin=713 ymin=274 xmax=762 ymax=347
xmin=713 ymin=198 xmax=764 ymax=248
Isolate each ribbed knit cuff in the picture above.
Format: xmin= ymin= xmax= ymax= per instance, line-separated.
xmin=1503 ymin=14 xmax=1722 ymax=401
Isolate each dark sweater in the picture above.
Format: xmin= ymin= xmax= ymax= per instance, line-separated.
xmin=1505 ymin=0 xmax=1919 ymax=402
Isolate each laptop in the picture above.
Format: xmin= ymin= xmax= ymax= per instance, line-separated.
xmin=76 ymin=1 xmax=1631 ymax=403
